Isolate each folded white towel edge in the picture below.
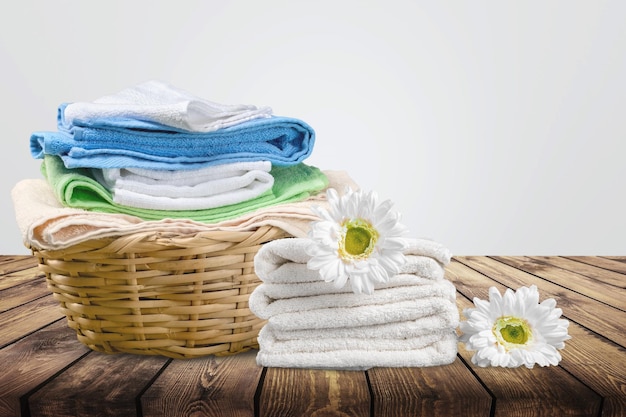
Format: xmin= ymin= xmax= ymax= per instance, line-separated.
xmin=250 ymin=280 xmax=457 ymax=319
xmin=255 ymin=332 xmax=458 ymax=370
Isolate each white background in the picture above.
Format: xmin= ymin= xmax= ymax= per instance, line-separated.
xmin=1 ymin=0 xmax=624 ymax=256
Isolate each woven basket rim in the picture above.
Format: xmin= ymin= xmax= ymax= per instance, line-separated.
xmin=30 ymin=225 xmax=288 ymax=254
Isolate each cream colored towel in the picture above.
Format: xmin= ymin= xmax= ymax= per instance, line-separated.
xmin=257 ymin=296 xmax=458 ymax=332
xmin=12 ymin=170 xmax=357 ymax=250
xmin=258 ymin=266 xmax=443 ymax=299
xmin=255 ymin=244 xmax=446 ymax=285
xmin=264 ymin=308 xmax=459 ymax=340
xmin=256 ymin=329 xmax=458 ymax=370
xmin=258 ymin=325 xmax=454 ymax=354
xmin=254 ymin=238 xmax=452 ymax=284
xmin=249 ymin=279 xmax=457 ymax=320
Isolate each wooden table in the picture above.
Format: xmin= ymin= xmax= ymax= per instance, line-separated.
xmin=1 ymin=255 xmax=624 ymax=417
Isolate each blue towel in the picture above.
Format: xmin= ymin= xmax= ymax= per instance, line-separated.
xmin=31 ymin=105 xmax=315 ymax=170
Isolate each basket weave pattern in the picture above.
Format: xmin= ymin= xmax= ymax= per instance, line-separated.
xmin=32 ymin=225 xmax=290 ymax=359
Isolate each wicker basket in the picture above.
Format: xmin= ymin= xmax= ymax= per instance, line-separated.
xmin=30 ymin=225 xmax=290 ymax=359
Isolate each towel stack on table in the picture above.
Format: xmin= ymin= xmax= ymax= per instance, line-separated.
xmin=249 ymin=237 xmax=459 ymax=370
xmin=19 ymin=81 xmax=332 ymax=232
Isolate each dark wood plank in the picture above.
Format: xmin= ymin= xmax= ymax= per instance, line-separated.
xmin=447 ymin=261 xmax=603 ymax=416
xmin=368 ymin=359 xmax=492 ymax=417
xmin=0 ymin=267 xmax=44 ymax=291
xmin=456 ymin=340 xmax=601 ymax=416
xmin=28 ymin=352 xmax=169 ymax=417
xmin=0 ymin=278 xmax=50 ymax=313
xmin=494 ymin=256 xmax=626 ymax=310
xmin=0 ymin=256 xmax=622 ymax=417
xmin=448 ymin=259 xmax=626 ymax=416
xmin=455 ymin=256 xmax=626 ymax=346
xmin=0 ymin=295 xmax=64 ymax=348
xmin=565 ymin=256 xmax=626 ymax=275
xmin=259 ymin=368 xmax=370 ymax=417
xmin=0 ymin=256 xmax=38 ymax=274
xmin=0 ymin=320 xmax=90 ymax=417
xmin=141 ymin=350 xmax=262 ymax=417
xmin=561 ymin=324 xmax=626 ymax=416
xmin=603 ymin=256 xmax=626 ymax=262
xmin=532 ymin=256 xmax=626 ymax=289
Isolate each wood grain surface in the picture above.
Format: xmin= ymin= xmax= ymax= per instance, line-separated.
xmin=0 ymin=255 xmax=624 ymax=416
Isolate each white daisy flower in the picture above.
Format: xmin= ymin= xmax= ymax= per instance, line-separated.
xmin=459 ymin=285 xmax=571 ymax=368
xmin=306 ymin=187 xmax=408 ymax=295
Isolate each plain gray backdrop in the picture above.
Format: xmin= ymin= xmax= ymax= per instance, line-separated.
xmin=2 ymin=0 xmax=625 ymax=255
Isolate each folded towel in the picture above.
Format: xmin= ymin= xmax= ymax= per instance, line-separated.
xmin=255 ymin=329 xmax=458 ymax=370
xmin=259 ymin=325 xmax=454 ymax=354
xmin=98 ymin=160 xmax=272 ymax=190
xmin=264 ymin=310 xmax=459 ymax=340
xmin=41 ymin=154 xmax=328 ymax=222
xmin=12 ymin=170 xmax=359 ymax=250
xmin=257 ymin=265 xmax=444 ymax=299
xmin=32 ymin=113 xmax=315 ymax=170
xmin=255 ymin=241 xmax=447 ymax=285
xmin=404 ymin=238 xmax=453 ymax=266
xmin=60 ymin=80 xmax=273 ymax=133
xmin=253 ymin=237 xmax=451 ymax=286
xmin=92 ymin=161 xmax=274 ymax=210
xmin=250 ymin=279 xmax=457 ymax=319
xmin=257 ymin=297 xmax=458 ymax=331
xmin=249 ymin=231 xmax=458 ymax=370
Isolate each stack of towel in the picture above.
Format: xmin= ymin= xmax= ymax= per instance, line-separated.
xmin=249 ymin=237 xmax=459 ymax=370
xmin=12 ymin=170 xmax=357 ymax=251
xmin=24 ymin=81 xmax=329 ymax=225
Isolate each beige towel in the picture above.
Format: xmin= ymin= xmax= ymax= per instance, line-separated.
xmin=12 ymin=170 xmax=357 ymax=250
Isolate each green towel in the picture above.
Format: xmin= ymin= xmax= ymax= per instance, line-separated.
xmin=42 ymin=155 xmax=329 ymax=223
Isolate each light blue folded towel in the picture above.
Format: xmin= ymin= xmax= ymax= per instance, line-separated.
xmin=31 ymin=106 xmax=315 ymax=170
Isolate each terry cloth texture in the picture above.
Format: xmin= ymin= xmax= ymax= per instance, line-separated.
xmin=250 ymin=237 xmax=459 ymax=370
xmin=32 ymin=112 xmax=315 ymax=170
xmin=40 ymin=154 xmax=328 ymax=223
xmin=60 ymin=80 xmax=273 ymax=133
xmin=12 ymin=171 xmax=358 ymax=251
xmin=92 ymin=161 xmax=274 ymax=210
xmin=255 ymin=329 xmax=458 ymax=370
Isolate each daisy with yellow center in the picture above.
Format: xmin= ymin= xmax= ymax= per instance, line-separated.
xmin=306 ymin=188 xmax=407 ymax=295
xmin=459 ymin=285 xmax=571 ymax=368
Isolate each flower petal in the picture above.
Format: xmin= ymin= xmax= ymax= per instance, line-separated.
xmin=459 ymin=284 xmax=570 ymax=368
xmin=306 ymin=187 xmax=408 ymax=295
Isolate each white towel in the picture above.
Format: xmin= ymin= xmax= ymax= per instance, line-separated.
xmin=259 ymin=325 xmax=454 ymax=354
xmin=253 ymin=237 xmax=451 ymax=286
xmin=264 ymin=309 xmax=459 ymax=341
xmin=259 ymin=297 xmax=458 ymax=332
xmin=250 ymin=279 xmax=457 ymax=319
xmin=404 ymin=238 xmax=453 ymax=266
xmin=98 ymin=160 xmax=272 ymax=190
xmin=258 ymin=267 xmax=443 ymax=299
xmin=255 ymin=330 xmax=458 ymax=370
xmin=91 ymin=161 xmax=274 ymax=210
xmin=62 ymin=80 xmax=273 ymax=133
xmin=11 ymin=170 xmax=359 ymax=250
xmin=249 ymin=233 xmax=458 ymax=370
xmin=256 ymin=252 xmax=445 ymax=288
xmin=255 ymin=255 xmax=445 ymax=286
